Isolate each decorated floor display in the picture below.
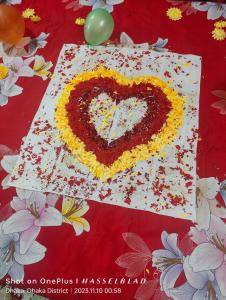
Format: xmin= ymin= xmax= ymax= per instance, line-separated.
xmin=7 ymin=45 xmax=201 ymax=220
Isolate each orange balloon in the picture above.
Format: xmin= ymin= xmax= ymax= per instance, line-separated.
xmin=0 ymin=4 xmax=25 ymax=45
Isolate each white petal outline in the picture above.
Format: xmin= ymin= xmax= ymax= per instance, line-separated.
xmin=79 ymin=0 xmax=96 ymax=5
xmin=197 ymin=177 xmax=219 ymax=199
xmin=0 ymin=248 xmax=13 ymax=279
xmin=208 ymin=215 xmax=226 ymax=242
xmin=1 ymin=174 xmax=11 ymax=189
xmin=20 ymin=225 xmax=41 ymax=254
xmin=215 ymin=261 xmax=226 ymax=297
xmin=0 ymin=234 xmax=14 ymax=249
xmin=0 ymin=94 xmax=8 ymax=106
xmin=120 ymin=32 xmax=134 ymax=46
xmin=183 ymin=256 xmax=214 ymax=289
xmin=207 ymin=5 xmax=223 ymax=20
xmin=8 ymin=57 xmax=23 ymax=68
xmin=152 ymin=249 xmax=177 ymax=263
xmin=189 ymin=226 xmax=207 ymax=245
xmin=34 ymin=207 xmax=62 ymax=227
xmin=160 ymin=264 xmax=183 ymax=297
xmin=14 ymin=241 xmax=46 ymax=265
xmin=10 ymin=197 xmax=26 ymax=211
xmin=192 ymin=288 xmax=208 ymax=300
xmin=189 ymin=243 xmax=224 ymax=272
xmin=33 ymin=55 xmax=45 ymax=69
xmin=192 ymin=2 xmax=213 ymax=12
xmin=16 ymin=188 xmax=33 ymax=200
xmin=169 ymin=282 xmax=195 ymax=300
xmin=161 ymin=231 xmax=183 ymax=258
xmin=24 ymin=56 xmax=34 ymax=66
xmin=2 ymin=210 xmax=34 ymax=234
xmin=209 ymin=199 xmax=226 ymax=219
xmin=196 ymin=195 xmax=211 ymax=230
xmin=26 ymin=191 xmax=46 ymax=213
xmin=1 ymin=155 xmax=18 ymax=173
xmin=46 ymin=193 xmax=58 ymax=207
xmin=8 ymin=261 xmax=24 ymax=281
xmin=0 ymin=223 xmax=19 ymax=248
xmin=107 ymin=0 xmax=124 ymax=4
xmin=18 ymin=66 xmax=34 ymax=77
xmin=9 ymin=84 xmax=23 ymax=97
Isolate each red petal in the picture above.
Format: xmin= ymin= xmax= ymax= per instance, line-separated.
xmin=212 ymin=90 xmax=226 ymax=100
xmin=122 ymin=233 xmax=151 ymax=255
xmin=115 ymin=252 xmax=151 ymax=278
xmin=212 ymin=100 xmax=226 ymax=115
xmin=135 ymin=279 xmax=159 ymax=300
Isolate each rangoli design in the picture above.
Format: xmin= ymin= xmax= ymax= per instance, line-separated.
xmin=55 ymin=66 xmax=184 ymax=181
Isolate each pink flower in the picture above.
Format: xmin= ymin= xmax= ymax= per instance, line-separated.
xmin=189 ymin=215 xmax=226 ymax=296
xmin=3 ymin=57 xmax=34 ymax=90
xmin=115 ymin=232 xmax=152 ymax=278
xmin=2 ymin=192 xmax=62 ymax=255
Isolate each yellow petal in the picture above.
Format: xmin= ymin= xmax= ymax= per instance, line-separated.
xmin=62 ymin=197 xmax=74 ymax=215
xmin=71 ymin=217 xmax=90 ymax=236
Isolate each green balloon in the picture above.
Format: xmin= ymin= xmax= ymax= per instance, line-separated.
xmin=84 ymin=8 xmax=114 ymax=46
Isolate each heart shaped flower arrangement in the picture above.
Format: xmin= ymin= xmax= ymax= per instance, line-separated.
xmin=55 ymin=66 xmax=185 ymax=181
